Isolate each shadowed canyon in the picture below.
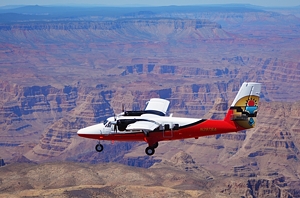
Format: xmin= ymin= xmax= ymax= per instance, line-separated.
xmin=1 ymin=5 xmax=300 ymax=197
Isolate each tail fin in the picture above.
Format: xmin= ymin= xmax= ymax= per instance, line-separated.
xmin=224 ymin=82 xmax=261 ymax=129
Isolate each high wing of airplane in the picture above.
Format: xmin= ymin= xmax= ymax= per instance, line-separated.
xmin=77 ymin=82 xmax=261 ymax=155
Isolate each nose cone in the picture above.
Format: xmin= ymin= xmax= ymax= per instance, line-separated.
xmin=77 ymin=128 xmax=87 ymax=136
xmin=77 ymin=123 xmax=104 ymax=138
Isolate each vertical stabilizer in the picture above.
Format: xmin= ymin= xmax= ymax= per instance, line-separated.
xmin=224 ymin=82 xmax=261 ymax=129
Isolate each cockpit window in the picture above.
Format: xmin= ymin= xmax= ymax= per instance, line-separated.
xmin=105 ymin=122 xmax=111 ymax=127
xmin=103 ymin=119 xmax=108 ymax=125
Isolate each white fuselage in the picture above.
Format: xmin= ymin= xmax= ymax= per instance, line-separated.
xmin=77 ymin=114 xmax=201 ymax=136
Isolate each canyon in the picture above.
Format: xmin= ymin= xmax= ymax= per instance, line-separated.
xmin=0 ymin=4 xmax=300 ymax=197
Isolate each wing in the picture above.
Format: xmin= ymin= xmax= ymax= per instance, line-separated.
xmin=126 ymin=121 xmax=160 ymax=131
xmin=145 ymin=98 xmax=170 ymax=116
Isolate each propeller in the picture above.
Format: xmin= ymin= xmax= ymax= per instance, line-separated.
xmin=113 ymin=114 xmax=117 ymax=133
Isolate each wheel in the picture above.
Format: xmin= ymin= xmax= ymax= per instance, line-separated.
xmin=145 ymin=147 xmax=155 ymax=156
xmin=95 ymin=144 xmax=103 ymax=152
xmin=152 ymin=142 xmax=159 ymax=149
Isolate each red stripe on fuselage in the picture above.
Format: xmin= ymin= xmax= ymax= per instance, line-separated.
xmin=78 ymin=119 xmax=241 ymax=144
xmin=78 ymin=132 xmax=145 ymax=141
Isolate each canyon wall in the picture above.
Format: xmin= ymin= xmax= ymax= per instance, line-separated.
xmin=1 ymin=5 xmax=300 ymax=196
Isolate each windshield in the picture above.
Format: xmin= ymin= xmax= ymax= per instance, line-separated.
xmin=103 ymin=119 xmax=108 ymax=125
xmin=105 ymin=121 xmax=112 ymax=127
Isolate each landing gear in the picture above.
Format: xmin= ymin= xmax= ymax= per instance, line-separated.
xmin=145 ymin=142 xmax=158 ymax=156
xmin=153 ymin=142 xmax=159 ymax=148
xmin=95 ymin=143 xmax=103 ymax=152
xmin=145 ymin=147 xmax=155 ymax=156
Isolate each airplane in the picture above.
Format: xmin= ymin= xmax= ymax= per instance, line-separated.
xmin=77 ymin=82 xmax=261 ymax=156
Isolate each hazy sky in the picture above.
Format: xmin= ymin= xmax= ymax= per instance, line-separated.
xmin=0 ymin=0 xmax=299 ymax=7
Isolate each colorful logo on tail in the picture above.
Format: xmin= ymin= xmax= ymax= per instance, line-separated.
xmin=231 ymin=96 xmax=259 ymax=129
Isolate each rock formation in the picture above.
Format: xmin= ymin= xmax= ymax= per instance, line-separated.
xmin=0 ymin=161 xmax=297 ymax=197
xmin=0 ymin=4 xmax=300 ymax=196
xmin=0 ymin=157 xmax=5 ymax=167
